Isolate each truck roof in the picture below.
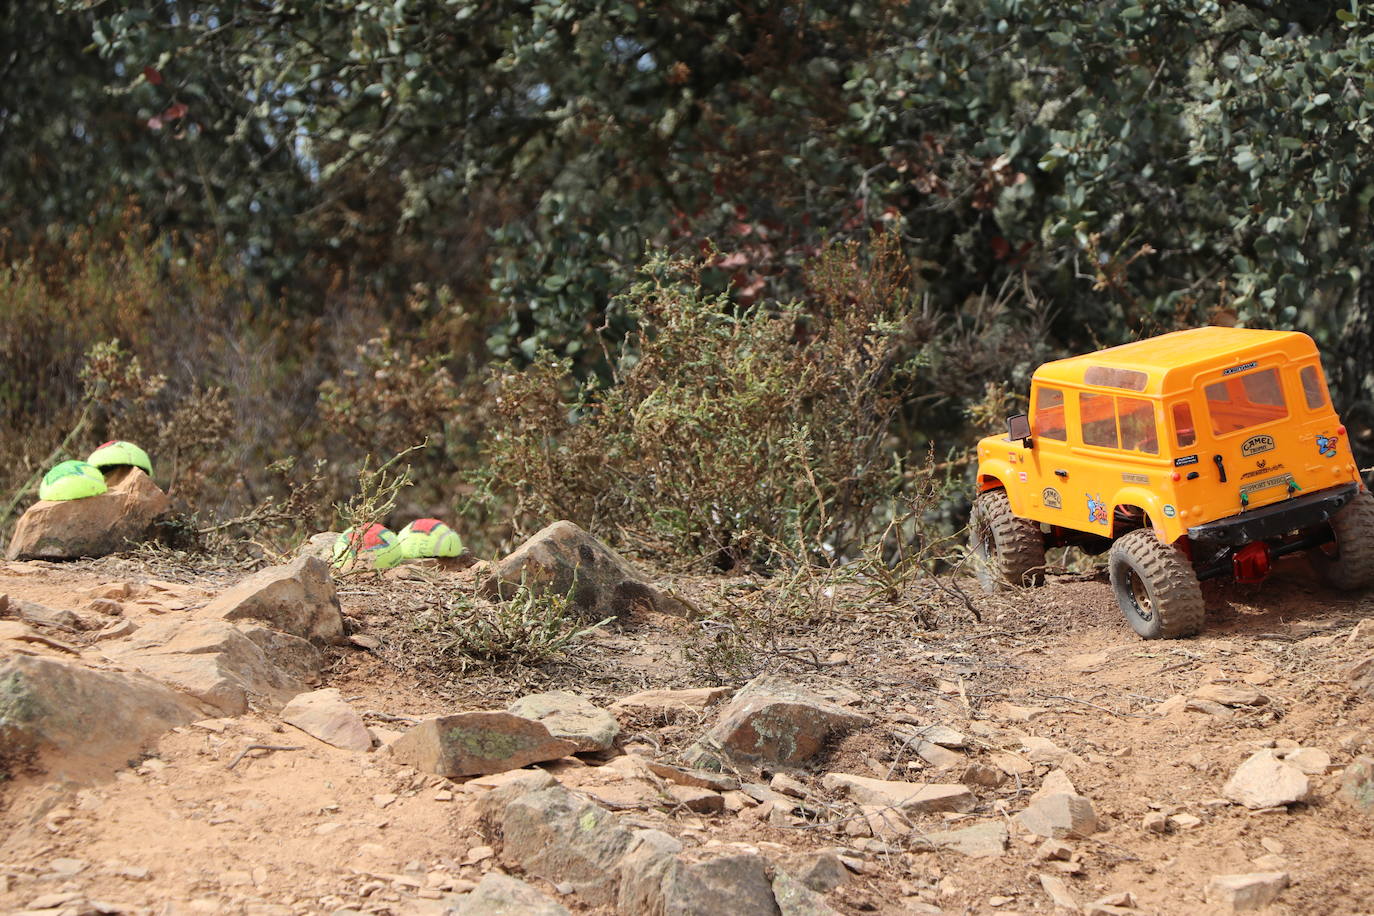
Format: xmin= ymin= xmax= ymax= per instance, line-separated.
xmin=1032 ymin=327 xmax=1316 ymax=396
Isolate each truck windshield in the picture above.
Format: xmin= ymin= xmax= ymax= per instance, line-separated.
xmin=1204 ymin=367 xmax=1288 ymax=436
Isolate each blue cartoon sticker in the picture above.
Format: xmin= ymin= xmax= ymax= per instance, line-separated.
xmin=1087 ymin=493 xmax=1108 ymax=525
xmin=1317 ymin=432 xmax=1340 ymax=459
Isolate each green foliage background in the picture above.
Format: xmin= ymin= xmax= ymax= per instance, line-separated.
xmin=3 ymin=0 xmax=1373 ymax=556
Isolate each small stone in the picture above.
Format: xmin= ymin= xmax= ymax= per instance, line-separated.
xmin=93 ymin=618 xmax=138 ymax=641
xmin=1260 ymin=837 xmax=1284 ymax=854
xmin=1153 ymin=694 xmax=1188 ymax=715
xmin=1277 ymin=747 xmax=1331 ymax=775
xmin=1222 ymin=750 xmax=1311 ymax=809
xmin=667 ymin=784 xmax=725 ymax=813
xmin=464 ymin=845 xmax=494 ymax=865
xmin=1348 ymin=618 xmax=1374 ymax=646
xmin=771 ymin=868 xmax=843 ymax=916
xmin=1142 ymin=811 xmax=1170 ymax=834
xmin=1349 ymin=654 xmax=1374 ymax=695
xmin=452 ymin=872 xmax=570 ymax=916
xmin=1035 ymin=839 xmax=1074 ymax=862
xmin=372 ymin=794 xmax=398 ymax=809
xmin=913 ymin=821 xmax=1008 ymax=858
xmin=1038 ymin=873 xmax=1080 ymax=911
xmin=645 ymin=761 xmax=739 ymax=792
xmin=959 ymin=762 xmax=1007 ymax=787
xmin=1168 ymin=813 xmax=1201 ymax=829
xmin=822 ymin=773 xmax=975 ymax=814
xmin=780 ymin=850 xmax=851 ymax=894
xmin=389 ymin=711 xmax=578 ymax=777
xmin=1341 ymin=756 xmax=1374 ymax=811
xmin=1016 ymin=793 xmax=1099 ymax=839
xmin=1192 ymin=683 xmax=1269 ymax=707
xmin=1185 ymin=697 xmax=1235 ymax=719
xmin=1205 ymin=872 xmax=1289 ymax=912
xmin=281 ymin=688 xmax=373 ymax=751
xmin=508 ymin=690 xmax=621 ymax=753
xmin=686 ymin=675 xmax=871 ymax=768
xmin=1251 ymin=853 xmax=1287 ymax=870
xmin=433 ymin=789 xmax=454 ymax=801
xmin=771 ymin=773 xmax=808 ymax=798
xmin=47 ymin=857 xmax=89 ymax=877
xmin=989 ymin=752 xmax=1034 ymax=776
xmin=1031 ymin=769 xmax=1078 ymax=801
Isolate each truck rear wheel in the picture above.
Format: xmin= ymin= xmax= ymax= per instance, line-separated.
xmin=968 ymin=489 xmax=1045 ymax=592
xmin=1108 ymin=528 xmax=1204 ymax=639
xmin=1310 ymin=490 xmax=1374 ymax=590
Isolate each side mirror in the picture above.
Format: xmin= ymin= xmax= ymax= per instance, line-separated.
xmin=1007 ymin=414 xmax=1032 ymax=447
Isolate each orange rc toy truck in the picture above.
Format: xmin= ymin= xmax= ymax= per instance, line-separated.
xmin=970 ymin=326 xmax=1374 ymax=639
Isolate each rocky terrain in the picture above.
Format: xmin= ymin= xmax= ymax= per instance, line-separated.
xmin=2 ymin=507 xmax=1374 ymax=915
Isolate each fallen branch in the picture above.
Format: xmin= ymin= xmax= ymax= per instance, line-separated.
xmin=227 ymin=744 xmax=303 ymax=770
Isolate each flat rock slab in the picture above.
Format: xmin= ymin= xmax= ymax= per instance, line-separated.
xmin=508 ymin=690 xmax=620 ymax=752
xmin=201 ymin=556 xmax=345 ymax=645
xmin=822 ymin=773 xmax=975 ymax=814
xmin=611 ymin=686 xmax=734 ymax=715
xmin=482 ymin=520 xmax=693 ymax=621
xmin=912 ymin=821 xmax=1009 ymax=858
xmin=0 ymin=655 xmax=196 ymax=779
xmin=1205 ymin=872 xmax=1289 ymax=912
xmin=452 ymin=873 xmax=571 ymax=916
xmin=687 ymin=675 xmax=871 ymax=769
xmin=6 ymin=468 xmax=168 ymax=561
xmin=390 ymin=711 xmax=577 ymax=777
xmin=282 ymin=688 xmax=372 ymax=751
xmin=1223 ymin=750 xmax=1311 ymax=809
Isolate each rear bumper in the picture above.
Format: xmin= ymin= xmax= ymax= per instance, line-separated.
xmin=1186 ymin=482 xmax=1359 ymax=546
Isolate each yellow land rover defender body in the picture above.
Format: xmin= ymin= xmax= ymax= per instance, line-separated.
xmin=970 ymin=326 xmax=1374 ymax=639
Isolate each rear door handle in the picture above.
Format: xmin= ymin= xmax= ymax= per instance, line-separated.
xmin=1213 ymin=454 xmax=1227 ymax=483
xmin=1054 ymin=469 xmax=1068 ymax=478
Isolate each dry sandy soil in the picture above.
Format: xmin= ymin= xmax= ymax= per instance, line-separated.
xmin=1 ymin=550 xmax=1372 ymax=916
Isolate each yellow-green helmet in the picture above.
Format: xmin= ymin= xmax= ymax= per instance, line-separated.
xmin=332 ymin=523 xmax=404 ymax=570
xmin=39 ymin=460 xmax=109 ymax=501
xmin=397 ymin=518 xmax=464 ymax=559
xmin=88 ymin=440 xmax=153 ymax=476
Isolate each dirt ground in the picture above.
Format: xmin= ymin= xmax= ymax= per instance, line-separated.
xmin=1 ymin=551 xmax=1372 ymax=915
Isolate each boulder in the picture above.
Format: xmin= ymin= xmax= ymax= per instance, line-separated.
xmin=912 ymin=821 xmax=1009 ymax=858
xmin=771 ymin=869 xmax=841 ymax=916
xmin=482 ymin=520 xmax=693 ymax=621
xmin=1341 ymin=756 xmax=1374 ymax=812
xmin=6 ymin=468 xmax=168 ymax=561
xmin=1222 ymin=750 xmax=1311 ymax=809
xmin=611 ymin=686 xmax=734 ymax=716
xmin=686 ymin=675 xmax=871 ymax=769
xmin=822 ymin=773 xmax=974 ymax=814
xmin=281 ymin=688 xmax=372 ymax=751
xmin=508 ymin=690 xmax=620 ymax=752
xmin=500 ymin=785 xmax=638 ymax=906
xmin=0 ymin=655 xmax=196 ymax=778
xmin=452 ymin=873 xmax=571 ymax=916
xmin=1015 ymin=793 xmax=1100 ymax=839
xmin=201 ymin=556 xmax=345 ymax=645
xmin=117 ymin=619 xmax=305 ymax=715
xmin=659 ymin=853 xmax=781 ymax=916
xmin=615 ymin=829 xmax=685 ymax=915
xmin=1204 ymin=872 xmax=1289 ymax=912
xmin=390 ymin=711 xmax=577 ymax=777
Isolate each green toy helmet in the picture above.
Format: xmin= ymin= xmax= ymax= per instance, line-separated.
xmin=88 ymin=440 xmax=153 ymax=476
xmin=332 ymin=523 xmax=404 ymax=570
xmin=397 ymin=518 xmax=464 ymax=559
xmin=39 ymin=460 xmax=109 ymax=501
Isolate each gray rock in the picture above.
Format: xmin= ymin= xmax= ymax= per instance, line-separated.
xmin=201 ymin=556 xmax=345 ymax=645
xmin=1222 ymin=750 xmax=1311 ymax=809
xmin=391 ymin=712 xmax=578 ymax=777
xmin=1205 ymin=872 xmax=1289 ymax=912
xmin=687 ymin=675 xmax=871 ymax=769
xmin=1342 ymin=756 xmax=1374 ymax=811
xmin=772 ymin=869 xmax=840 ymax=916
xmin=281 ymin=688 xmax=372 ymax=751
xmin=452 ymin=873 xmax=571 ymax=916
xmin=1350 ymin=654 xmax=1374 ymax=696
xmin=660 ymin=853 xmax=781 ymax=916
xmin=913 ymin=821 xmax=1009 ymax=858
xmin=6 ymin=467 xmax=168 ymax=561
xmin=500 ymin=785 xmax=637 ymax=906
xmin=779 ymin=850 xmax=851 ymax=894
xmin=616 ymin=829 xmax=685 ymax=915
xmin=0 ymin=655 xmax=196 ymax=778
xmin=482 ymin=520 xmax=693 ymax=621
xmin=236 ymin=625 xmax=324 ymax=684
xmin=508 ymin=690 xmax=620 ymax=752
xmin=1015 ymin=793 xmax=1100 ymax=839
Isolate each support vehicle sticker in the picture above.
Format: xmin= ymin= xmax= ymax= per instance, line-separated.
xmin=1317 ymin=433 xmax=1340 ymax=458
xmin=1241 ymin=434 xmax=1275 ymax=457
xmin=1174 ymin=454 xmax=1200 ymax=467
xmin=1042 ymin=487 xmax=1062 ymax=509
xmin=1121 ymin=472 xmax=1149 ymax=484
xmin=1163 ymin=504 xmax=1176 ymax=518
xmin=1087 ymin=493 xmax=1108 ymax=525
xmin=1223 ymin=361 xmax=1259 ymax=376
xmin=1019 ymin=471 xmax=1028 ymax=482
xmin=1241 ymin=461 xmax=1284 ymax=480
xmin=1240 ymin=473 xmax=1295 ymax=497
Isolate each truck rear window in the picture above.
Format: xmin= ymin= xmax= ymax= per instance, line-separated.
xmin=1204 ymin=367 xmax=1288 ymax=436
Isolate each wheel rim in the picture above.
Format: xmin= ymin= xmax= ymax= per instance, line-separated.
xmin=1128 ymin=569 xmax=1154 ymax=622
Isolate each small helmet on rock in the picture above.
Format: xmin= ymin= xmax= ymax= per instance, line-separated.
xmin=39 ymin=460 xmax=109 ymax=501
xmin=397 ymin=518 xmax=464 ymax=559
xmin=88 ymin=440 xmax=153 ymax=477
xmin=332 ymin=523 xmax=404 ymax=570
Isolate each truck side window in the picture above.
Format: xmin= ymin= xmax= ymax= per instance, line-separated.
xmin=1080 ymin=392 xmax=1119 ymax=448
xmin=1118 ymin=397 xmax=1158 ymax=454
xmin=1172 ymin=402 xmax=1196 ymax=447
xmin=1034 ymin=387 xmax=1067 ymax=441
xmin=1300 ymin=365 xmax=1327 ymax=409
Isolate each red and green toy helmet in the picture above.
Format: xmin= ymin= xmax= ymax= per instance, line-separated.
xmin=397 ymin=518 xmax=464 ymax=559
xmin=88 ymin=440 xmax=153 ymax=476
xmin=332 ymin=523 xmax=404 ymax=570
xmin=39 ymin=460 xmax=109 ymax=501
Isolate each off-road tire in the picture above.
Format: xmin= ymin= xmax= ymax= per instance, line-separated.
xmin=1108 ymin=528 xmax=1205 ymax=639
xmin=1310 ymin=490 xmax=1374 ymax=590
xmin=968 ymin=489 xmax=1046 ymax=592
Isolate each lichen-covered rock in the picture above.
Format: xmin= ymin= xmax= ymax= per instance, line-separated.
xmin=201 ymin=556 xmax=345 ymax=645
xmin=1342 ymin=756 xmax=1374 ymax=812
xmin=686 ymin=675 xmax=871 ymax=769
xmin=482 ymin=520 xmax=693 ymax=621
xmin=500 ymin=784 xmax=638 ymax=906
xmin=390 ymin=711 xmax=578 ymax=776
xmin=6 ymin=467 xmax=168 ymax=561
xmin=508 ymin=690 xmax=620 ymax=752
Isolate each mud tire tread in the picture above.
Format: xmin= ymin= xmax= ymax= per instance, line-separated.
xmin=969 ymin=489 xmax=1046 ymax=592
xmin=1109 ymin=528 xmax=1204 ymax=639
xmin=1313 ymin=490 xmax=1374 ymax=591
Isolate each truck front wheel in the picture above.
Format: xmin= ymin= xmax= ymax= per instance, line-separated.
xmin=968 ymin=489 xmax=1046 ymax=592
xmin=1108 ymin=528 xmax=1204 ymax=639
xmin=1310 ymin=489 xmax=1374 ymax=590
